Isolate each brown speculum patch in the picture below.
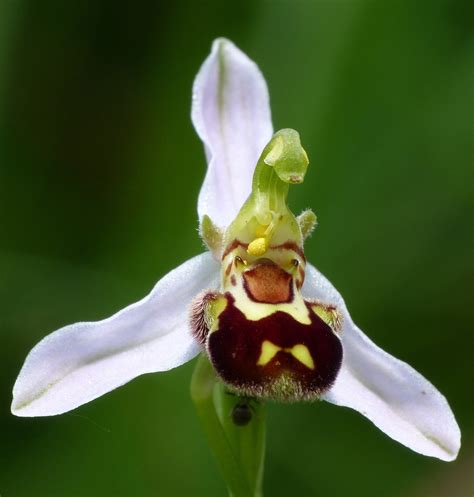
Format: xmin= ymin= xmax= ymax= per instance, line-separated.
xmin=243 ymin=261 xmax=293 ymax=304
xmin=207 ymin=294 xmax=343 ymax=401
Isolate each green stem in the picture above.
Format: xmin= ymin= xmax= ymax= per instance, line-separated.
xmin=215 ymin=385 xmax=266 ymax=497
xmin=190 ymin=354 xmax=266 ymax=497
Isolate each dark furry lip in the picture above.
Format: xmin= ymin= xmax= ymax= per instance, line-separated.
xmin=207 ymin=293 xmax=343 ymax=402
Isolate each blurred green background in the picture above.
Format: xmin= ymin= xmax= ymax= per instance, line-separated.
xmin=1 ymin=0 xmax=472 ymax=496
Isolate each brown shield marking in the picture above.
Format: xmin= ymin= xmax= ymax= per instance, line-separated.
xmin=270 ymin=241 xmax=306 ymax=262
xmin=222 ymin=240 xmax=249 ymax=260
xmin=243 ymin=262 xmax=293 ymax=304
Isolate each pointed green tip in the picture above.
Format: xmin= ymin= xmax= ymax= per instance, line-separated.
xmin=263 ymin=129 xmax=309 ymax=184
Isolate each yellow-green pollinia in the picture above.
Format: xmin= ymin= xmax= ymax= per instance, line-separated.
xmin=191 ymin=129 xmax=343 ymax=401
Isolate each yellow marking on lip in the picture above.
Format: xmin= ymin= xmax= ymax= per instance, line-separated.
xmin=207 ymin=296 xmax=228 ymax=334
xmin=311 ymin=303 xmax=343 ymax=332
xmin=257 ymin=340 xmax=281 ymax=366
xmin=289 ymin=344 xmax=315 ymax=369
xmin=312 ymin=306 xmax=332 ymax=325
xmin=256 ymin=340 xmax=315 ymax=370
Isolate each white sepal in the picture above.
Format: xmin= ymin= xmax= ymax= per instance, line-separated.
xmin=192 ymin=38 xmax=273 ymax=227
xmin=303 ymin=263 xmax=460 ymax=461
xmin=12 ymin=253 xmax=220 ymax=417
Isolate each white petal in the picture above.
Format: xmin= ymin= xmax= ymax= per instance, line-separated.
xmin=192 ymin=38 xmax=273 ymax=227
xmin=302 ymin=263 xmax=461 ymax=461
xmin=12 ymin=253 xmax=220 ymax=417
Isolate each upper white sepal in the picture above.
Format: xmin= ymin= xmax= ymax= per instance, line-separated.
xmin=192 ymin=38 xmax=273 ymax=227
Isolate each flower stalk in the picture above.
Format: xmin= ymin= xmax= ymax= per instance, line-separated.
xmin=191 ymin=354 xmax=266 ymax=497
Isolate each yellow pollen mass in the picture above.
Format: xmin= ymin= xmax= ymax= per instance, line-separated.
xmin=247 ymin=237 xmax=268 ymax=256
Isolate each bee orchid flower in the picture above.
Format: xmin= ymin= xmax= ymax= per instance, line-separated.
xmin=12 ymin=38 xmax=460 ymax=463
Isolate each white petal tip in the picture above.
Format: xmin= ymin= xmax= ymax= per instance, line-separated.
xmin=11 ymin=399 xmax=41 ymax=418
xmin=212 ymin=37 xmax=233 ymax=50
xmin=429 ymin=429 xmax=461 ymax=462
xmin=415 ymin=426 xmax=461 ymax=461
xmin=11 ymin=405 xmax=39 ymax=418
xmin=11 ymin=382 xmax=71 ymax=417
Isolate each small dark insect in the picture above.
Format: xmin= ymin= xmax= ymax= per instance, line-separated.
xmin=231 ymin=398 xmax=256 ymax=426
